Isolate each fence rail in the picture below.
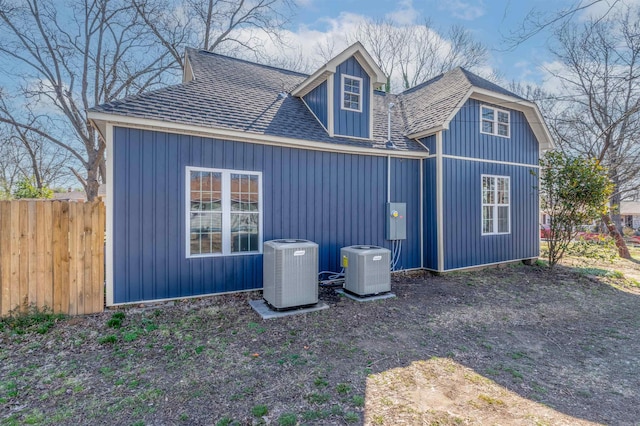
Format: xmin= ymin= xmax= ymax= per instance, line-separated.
xmin=0 ymin=200 xmax=105 ymax=316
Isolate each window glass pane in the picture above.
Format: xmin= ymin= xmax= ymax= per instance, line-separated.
xmin=482 ymin=206 xmax=494 ymax=234
xmin=498 ymin=206 xmax=509 ymax=233
xmin=497 ymin=111 xmax=509 ymax=123
xmin=189 ymin=212 xmax=222 ymax=254
xmin=231 ymin=213 xmax=259 ymax=253
xmin=482 ymin=120 xmax=494 ymax=134
xmin=482 ymin=177 xmax=494 ymax=204
xmin=481 ymin=107 xmax=494 ymax=120
xmin=189 ymin=170 xmax=223 ymax=255
xmin=497 ymin=123 xmax=509 ymax=136
xmin=497 ymin=179 xmax=509 ymax=204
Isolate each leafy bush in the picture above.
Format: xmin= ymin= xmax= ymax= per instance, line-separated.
xmin=566 ymin=236 xmax=618 ymax=263
xmin=0 ymin=304 xmax=65 ymax=334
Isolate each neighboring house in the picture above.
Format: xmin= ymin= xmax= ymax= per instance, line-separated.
xmin=621 ymin=201 xmax=640 ymax=229
xmin=53 ymin=184 xmax=107 ymax=201
xmin=88 ymin=42 xmax=553 ymax=306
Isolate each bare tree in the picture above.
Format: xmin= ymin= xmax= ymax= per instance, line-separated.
xmin=543 ymin=6 xmax=640 ymax=258
xmin=346 ymin=19 xmax=488 ymax=93
xmin=132 ymin=0 xmax=295 ymax=68
xmin=0 ymin=0 xmax=176 ymax=200
xmin=502 ymin=0 xmax=619 ymax=50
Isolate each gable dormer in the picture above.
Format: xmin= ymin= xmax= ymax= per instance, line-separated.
xmin=292 ymin=42 xmax=386 ymax=139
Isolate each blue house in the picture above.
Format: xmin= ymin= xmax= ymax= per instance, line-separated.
xmin=88 ymin=42 xmax=553 ymax=306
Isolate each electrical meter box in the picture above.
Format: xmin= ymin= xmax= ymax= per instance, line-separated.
xmin=386 ymin=202 xmax=406 ymax=240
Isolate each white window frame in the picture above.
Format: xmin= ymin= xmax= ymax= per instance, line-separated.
xmin=481 ymin=174 xmax=511 ymax=236
xmin=341 ymin=74 xmax=363 ymax=112
xmin=480 ymin=105 xmax=510 ymax=138
xmin=185 ymin=166 xmax=263 ymax=258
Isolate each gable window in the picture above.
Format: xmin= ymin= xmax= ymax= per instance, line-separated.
xmin=341 ymin=74 xmax=362 ymax=112
xmin=482 ymin=175 xmax=510 ymax=235
xmin=186 ymin=167 xmax=262 ymax=257
xmin=480 ymin=105 xmax=510 ymax=137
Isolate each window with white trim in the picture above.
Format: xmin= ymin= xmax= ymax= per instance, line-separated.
xmin=187 ymin=167 xmax=261 ymax=257
xmin=341 ymin=74 xmax=362 ymax=112
xmin=482 ymin=175 xmax=510 ymax=235
xmin=480 ymin=105 xmax=510 ymax=137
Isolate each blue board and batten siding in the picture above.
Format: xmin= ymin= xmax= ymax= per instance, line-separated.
xmin=303 ymin=82 xmax=328 ymax=129
xmin=333 ymin=57 xmax=370 ymax=138
xmin=112 ymin=127 xmax=420 ymax=304
xmin=443 ymin=98 xmax=539 ymax=164
xmin=442 ymin=160 xmax=539 ymax=270
xmin=437 ymin=98 xmax=539 ymax=270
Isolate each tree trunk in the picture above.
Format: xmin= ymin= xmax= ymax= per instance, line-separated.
xmin=602 ymin=213 xmax=631 ymax=259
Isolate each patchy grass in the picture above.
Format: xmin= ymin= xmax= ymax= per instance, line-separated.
xmin=0 ymin=257 xmax=639 ymax=424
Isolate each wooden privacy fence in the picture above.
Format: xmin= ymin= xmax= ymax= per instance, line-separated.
xmin=0 ymin=200 xmax=105 ymax=316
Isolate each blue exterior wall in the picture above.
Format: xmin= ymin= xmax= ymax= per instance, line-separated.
xmin=303 ymin=81 xmax=328 ymax=129
xmin=333 ymin=57 xmax=370 ymax=138
xmin=442 ymin=159 xmax=539 ymax=270
xmin=112 ymin=127 xmax=420 ymax=304
xmin=420 ymin=135 xmax=437 ymax=154
xmin=443 ymin=98 xmax=539 ymax=165
xmin=422 ymin=158 xmax=438 ymax=270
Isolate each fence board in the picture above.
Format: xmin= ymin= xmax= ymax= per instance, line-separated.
xmin=43 ymin=202 xmax=53 ymax=310
xmin=0 ymin=200 xmax=105 ymax=316
xmin=9 ymin=202 xmax=20 ymax=313
xmin=0 ymin=203 xmax=11 ymax=316
xmin=83 ymin=203 xmax=93 ymax=315
xmin=36 ymin=202 xmax=45 ymax=309
xmin=68 ymin=202 xmax=78 ymax=316
xmin=27 ymin=202 xmax=37 ymax=306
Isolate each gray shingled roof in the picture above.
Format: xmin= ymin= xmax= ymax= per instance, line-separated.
xmin=399 ymin=67 xmax=525 ymax=136
xmin=90 ymin=49 xmax=523 ymax=151
xmin=90 ymin=48 xmax=422 ymax=152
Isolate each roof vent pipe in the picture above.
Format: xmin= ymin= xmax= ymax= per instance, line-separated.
xmin=387 ymin=102 xmax=396 ymax=149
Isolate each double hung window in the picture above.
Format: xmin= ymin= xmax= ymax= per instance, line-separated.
xmin=341 ymin=74 xmax=362 ymax=112
xmin=187 ymin=167 xmax=261 ymax=257
xmin=482 ymin=175 xmax=510 ymax=235
xmin=481 ymin=105 xmax=510 ymax=137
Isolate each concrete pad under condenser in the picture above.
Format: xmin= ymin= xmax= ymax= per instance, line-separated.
xmin=249 ymin=299 xmax=330 ymax=319
xmin=335 ymin=289 xmax=396 ymax=302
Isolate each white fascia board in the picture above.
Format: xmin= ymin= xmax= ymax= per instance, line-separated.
xmin=87 ymin=112 xmax=429 ymax=159
xmin=291 ymin=42 xmax=387 ymax=97
xmin=406 ymin=125 xmax=446 ymax=141
xmin=291 ymin=70 xmax=332 ymax=97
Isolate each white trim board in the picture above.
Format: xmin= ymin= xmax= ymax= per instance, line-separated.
xmin=87 ymin=112 xmax=428 ymax=160
xmin=442 ymin=154 xmax=539 ymax=168
xmin=105 ymin=123 xmax=115 ymax=306
xmin=425 ymin=257 xmax=537 ymax=273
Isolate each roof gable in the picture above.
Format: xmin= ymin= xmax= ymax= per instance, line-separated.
xmin=291 ymin=42 xmax=387 ymax=97
xmin=401 ymin=67 xmax=554 ymax=151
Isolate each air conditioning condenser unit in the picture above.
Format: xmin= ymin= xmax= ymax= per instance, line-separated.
xmin=263 ymin=239 xmax=318 ymax=309
xmin=341 ymin=245 xmax=391 ymax=296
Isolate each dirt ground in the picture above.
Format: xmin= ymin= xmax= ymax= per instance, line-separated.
xmin=1 ymin=254 xmax=640 ymax=425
